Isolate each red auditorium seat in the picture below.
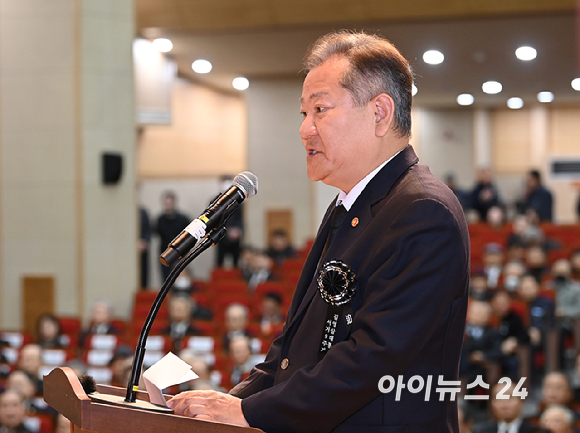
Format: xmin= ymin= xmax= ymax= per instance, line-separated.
xmin=57 ymin=316 xmax=81 ymax=334
xmin=253 ymin=281 xmax=288 ymax=298
xmin=207 ymin=280 xmax=249 ymax=295
xmin=211 ymin=267 xmax=243 ymax=282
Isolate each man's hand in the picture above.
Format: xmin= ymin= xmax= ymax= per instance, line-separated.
xmin=167 ymin=390 xmax=249 ymax=427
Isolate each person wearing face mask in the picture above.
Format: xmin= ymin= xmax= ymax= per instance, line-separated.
xmin=551 ymin=259 xmax=580 ymax=369
xmin=503 ymin=260 xmax=526 ymax=293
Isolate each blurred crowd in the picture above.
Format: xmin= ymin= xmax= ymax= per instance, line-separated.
xmin=2 ymin=168 xmax=580 ymax=433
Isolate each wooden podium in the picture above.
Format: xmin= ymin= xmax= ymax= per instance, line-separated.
xmin=43 ymin=367 xmax=264 ymax=433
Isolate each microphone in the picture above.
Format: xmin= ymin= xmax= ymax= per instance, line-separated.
xmin=159 ymin=171 xmax=258 ymax=267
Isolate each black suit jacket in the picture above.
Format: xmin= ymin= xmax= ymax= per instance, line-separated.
xmin=230 ymin=146 xmax=470 ymax=433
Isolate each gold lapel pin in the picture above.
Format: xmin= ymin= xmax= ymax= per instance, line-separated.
xmin=351 ymin=217 xmax=359 ymax=227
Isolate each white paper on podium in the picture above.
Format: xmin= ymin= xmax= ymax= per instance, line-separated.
xmin=142 ymin=351 xmax=198 ymax=406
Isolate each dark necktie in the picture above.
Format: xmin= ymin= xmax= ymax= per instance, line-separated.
xmin=320 ymin=203 xmax=347 ymax=260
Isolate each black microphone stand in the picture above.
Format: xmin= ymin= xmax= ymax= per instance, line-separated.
xmin=124 ymin=226 xmax=227 ymax=404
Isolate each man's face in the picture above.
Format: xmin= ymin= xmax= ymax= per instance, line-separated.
xmin=299 ymin=56 xmax=379 ymax=192
xmin=226 ymin=307 xmax=248 ymax=332
xmin=0 ymin=391 xmax=25 ymax=428
xmin=543 ymin=373 xmax=571 ymax=405
xmin=517 ymin=276 xmax=539 ymax=301
xmin=18 ymin=344 xmax=42 ymax=375
xmin=490 ymin=384 xmax=523 ymax=423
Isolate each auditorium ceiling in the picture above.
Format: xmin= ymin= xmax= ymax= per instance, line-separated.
xmin=135 ymin=0 xmax=579 ymax=107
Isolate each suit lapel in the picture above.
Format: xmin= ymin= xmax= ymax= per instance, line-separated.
xmin=285 ymin=146 xmax=420 ymax=330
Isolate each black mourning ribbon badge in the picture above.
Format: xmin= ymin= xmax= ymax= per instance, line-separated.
xmin=317 ymin=260 xmax=357 ymax=360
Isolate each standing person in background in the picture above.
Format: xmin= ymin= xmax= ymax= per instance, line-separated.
xmin=169 ymin=30 xmax=469 ymax=432
xmin=471 ymin=168 xmax=503 ymax=223
xmin=517 ymin=170 xmax=553 ymax=223
xmin=139 ymin=206 xmax=151 ymax=288
xmin=156 ymin=191 xmax=190 ymax=281
xmin=216 ymin=175 xmax=244 ymax=269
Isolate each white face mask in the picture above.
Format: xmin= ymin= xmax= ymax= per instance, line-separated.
xmin=174 ymin=276 xmax=191 ymax=289
xmin=504 ymin=275 xmax=520 ymax=291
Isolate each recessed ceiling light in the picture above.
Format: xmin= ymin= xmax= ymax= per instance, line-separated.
xmin=423 ymin=50 xmax=444 ymax=65
xmin=515 ymin=46 xmax=537 ymax=61
xmin=537 ymin=91 xmax=554 ymax=103
xmin=507 ymin=97 xmax=524 ymax=109
xmin=191 ymin=59 xmax=212 ymax=74
xmin=571 ymin=78 xmax=580 ymax=91
xmin=412 ymin=84 xmax=418 ymax=96
xmin=457 ymin=94 xmax=474 ymax=106
xmin=152 ymin=38 xmax=173 ymax=53
xmin=232 ymin=77 xmax=249 ymax=90
xmin=482 ymin=81 xmax=502 ymax=94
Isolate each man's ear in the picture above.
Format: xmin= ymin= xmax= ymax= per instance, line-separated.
xmin=373 ymin=93 xmax=395 ymax=137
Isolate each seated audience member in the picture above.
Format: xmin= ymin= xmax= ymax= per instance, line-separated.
xmin=526 ymin=246 xmax=549 ymax=284
xmin=228 ymin=335 xmax=254 ymax=388
xmin=0 ymin=390 xmax=33 ymax=433
xmin=540 ymin=404 xmax=575 ymax=433
xmin=473 ymin=381 xmax=548 ymax=433
xmin=518 ymin=274 xmax=555 ymax=338
xmin=460 ymin=300 xmax=503 ymax=385
xmin=503 ymin=260 xmax=527 ymax=293
xmin=517 ymin=274 xmax=554 ymax=382
xmin=483 ymin=243 xmax=504 ymax=289
xmin=486 ymin=205 xmax=506 ymax=230
xmin=5 ymin=370 xmax=56 ymax=419
xmin=471 ymin=271 xmax=491 ymax=301
xmin=173 ymin=268 xmax=196 ymax=294
xmin=266 ymin=229 xmax=297 ymax=267
xmin=190 ymin=294 xmax=213 ymax=322
xmin=507 ymin=214 xmax=544 ymax=250
xmin=259 ymin=292 xmax=284 ymax=339
xmin=570 ymin=249 xmax=580 ymax=281
xmin=35 ymin=314 xmax=67 ymax=349
xmin=222 ymin=303 xmax=251 ymax=353
xmin=550 ymin=259 xmax=580 ymax=367
xmin=506 ymin=240 xmax=527 ymax=264
xmin=78 ymin=300 xmax=120 ymax=350
xmin=541 ymin=372 xmax=573 ymax=413
xmin=16 ymin=345 xmax=42 ymax=395
xmin=489 ymin=290 xmax=529 ymax=378
xmin=178 ymin=350 xmax=220 ymax=391
xmin=246 ymin=250 xmax=275 ymax=291
xmin=551 ymin=259 xmax=580 ymax=321
xmin=162 ymin=295 xmax=201 ymax=352
xmin=108 ymin=345 xmax=134 ymax=388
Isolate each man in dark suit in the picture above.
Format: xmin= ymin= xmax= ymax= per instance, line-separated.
xmin=169 ymin=30 xmax=470 ymax=432
xmin=473 ymin=382 xmax=548 ymax=433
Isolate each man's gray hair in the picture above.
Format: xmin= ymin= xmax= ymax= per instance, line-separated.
xmin=303 ymin=30 xmax=414 ymax=137
xmin=541 ymin=404 xmax=575 ymax=427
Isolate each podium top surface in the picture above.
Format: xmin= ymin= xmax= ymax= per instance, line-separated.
xmin=43 ymin=367 xmax=264 ymax=433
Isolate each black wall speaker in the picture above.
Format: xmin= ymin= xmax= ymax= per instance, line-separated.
xmin=102 ymin=152 xmax=123 ymax=185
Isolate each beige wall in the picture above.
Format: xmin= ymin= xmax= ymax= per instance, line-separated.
xmin=138 ymin=79 xmax=247 ymax=179
xmin=0 ymin=0 xmax=137 ymax=328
